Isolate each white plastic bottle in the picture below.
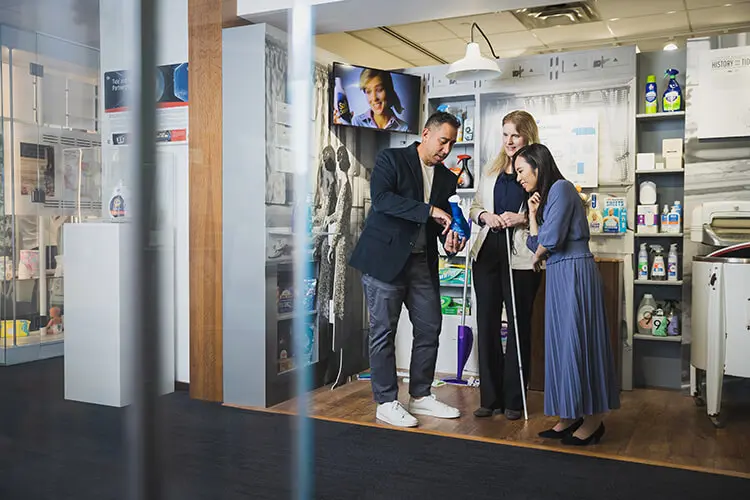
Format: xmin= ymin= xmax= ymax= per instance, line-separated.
xmin=651 ymin=244 xmax=666 ymax=280
xmin=668 ymin=243 xmax=679 ymax=281
xmin=668 ymin=204 xmax=681 ymax=234
xmin=637 ymin=294 xmax=658 ymax=335
xmin=660 ymin=204 xmax=670 ymax=233
xmin=638 ymin=243 xmax=649 ymax=280
xmin=334 ymin=77 xmax=352 ymax=123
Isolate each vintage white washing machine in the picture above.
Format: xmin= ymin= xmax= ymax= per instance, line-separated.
xmin=690 ymin=201 xmax=750 ymax=428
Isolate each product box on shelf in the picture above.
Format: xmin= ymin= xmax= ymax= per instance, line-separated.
xmin=662 ymin=138 xmax=683 ymax=159
xmin=602 ymin=197 xmax=627 ymax=234
xmin=438 ymin=265 xmax=471 ymax=286
xmin=665 ymin=156 xmax=682 ymax=170
xmin=0 ymin=320 xmax=30 ymax=338
xmin=440 ymin=296 xmax=471 ymax=316
xmin=637 ymin=204 xmax=659 ymax=234
xmin=277 ymin=287 xmax=294 ymax=314
xmin=636 ymin=153 xmax=655 ymax=170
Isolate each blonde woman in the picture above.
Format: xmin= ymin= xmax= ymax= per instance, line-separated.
xmin=468 ymin=110 xmax=542 ymax=420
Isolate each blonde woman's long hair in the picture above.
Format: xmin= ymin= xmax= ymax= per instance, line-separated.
xmin=486 ymin=110 xmax=540 ymax=177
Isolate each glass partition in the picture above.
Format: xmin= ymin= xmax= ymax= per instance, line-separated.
xmin=0 ymin=28 xmax=100 ymax=365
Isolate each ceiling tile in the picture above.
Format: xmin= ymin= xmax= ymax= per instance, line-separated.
xmin=531 ymin=22 xmax=614 ymax=46
xmin=348 ymin=28 xmax=402 ymax=48
xmin=389 ymin=21 xmax=459 ymax=43
xmin=420 ymin=38 xmax=471 ymax=60
xmin=685 ymin=0 xmax=749 ymax=8
xmin=382 ymin=43 xmax=435 ymax=65
xmin=409 ymin=56 xmax=444 ymax=67
xmin=607 ymin=11 xmax=689 ymax=39
xmin=436 ymin=12 xmax=527 ymax=37
xmin=486 ymin=30 xmax=546 ymax=51
xmin=315 ymin=33 xmax=413 ymax=70
xmin=596 ymin=0 xmax=686 ymax=19
xmin=689 ymin=3 xmax=750 ymax=27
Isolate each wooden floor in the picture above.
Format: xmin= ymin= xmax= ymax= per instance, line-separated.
xmin=264 ymin=379 xmax=750 ymax=478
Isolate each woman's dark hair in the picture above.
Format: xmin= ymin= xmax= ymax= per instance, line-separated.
xmin=512 ymin=143 xmax=565 ymax=225
xmin=359 ymin=69 xmax=404 ymax=114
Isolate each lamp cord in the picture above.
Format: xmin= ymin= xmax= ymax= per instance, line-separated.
xmin=471 ymin=22 xmax=499 ymax=59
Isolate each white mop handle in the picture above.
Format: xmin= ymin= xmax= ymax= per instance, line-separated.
xmin=460 ymin=221 xmax=471 ymax=325
xmin=506 ymin=227 xmax=529 ymax=421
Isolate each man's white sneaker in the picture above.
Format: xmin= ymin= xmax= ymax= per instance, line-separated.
xmin=408 ymin=394 xmax=461 ymax=419
xmin=376 ymin=401 xmax=419 ymax=428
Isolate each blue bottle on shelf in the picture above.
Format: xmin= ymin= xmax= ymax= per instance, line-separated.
xmin=663 ymin=69 xmax=682 ymax=112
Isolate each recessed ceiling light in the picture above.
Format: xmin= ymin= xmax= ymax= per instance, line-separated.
xmin=663 ymin=42 xmax=679 ymax=51
xmin=666 ymin=10 xmax=676 ymax=14
xmin=724 ymin=3 xmax=733 ymax=7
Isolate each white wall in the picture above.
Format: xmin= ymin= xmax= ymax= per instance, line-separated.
xmin=99 ymin=0 xmax=190 ymax=383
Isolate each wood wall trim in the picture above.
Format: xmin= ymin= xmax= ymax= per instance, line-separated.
xmin=221 ymin=0 xmax=251 ymax=28
xmin=188 ymin=0 xmax=223 ymax=402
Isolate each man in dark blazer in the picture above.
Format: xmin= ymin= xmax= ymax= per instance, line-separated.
xmin=349 ymin=111 xmax=466 ymax=427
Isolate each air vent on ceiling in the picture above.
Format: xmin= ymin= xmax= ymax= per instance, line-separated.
xmin=512 ymin=2 xmax=601 ymax=30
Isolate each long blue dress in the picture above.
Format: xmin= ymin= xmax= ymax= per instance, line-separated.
xmin=527 ymin=180 xmax=620 ymax=419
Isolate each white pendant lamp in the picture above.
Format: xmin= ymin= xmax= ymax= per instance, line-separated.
xmin=446 ymin=23 xmax=502 ymax=82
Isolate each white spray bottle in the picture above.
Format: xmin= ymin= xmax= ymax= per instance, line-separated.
xmin=651 ymin=245 xmax=666 ymax=281
xmin=638 ymin=243 xmax=649 ymax=280
xmin=668 ymin=243 xmax=679 ymax=281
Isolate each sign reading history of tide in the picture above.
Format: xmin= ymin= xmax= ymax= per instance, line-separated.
xmin=698 ymin=45 xmax=750 ymax=140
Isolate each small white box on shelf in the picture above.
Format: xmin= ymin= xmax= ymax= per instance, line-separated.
xmin=655 ymin=162 xmax=665 ymax=170
xmin=665 ymin=155 xmax=682 ymax=170
xmin=662 ymin=138 xmax=683 ymax=158
xmin=637 ymin=153 xmax=655 ymax=170
xmin=637 ymin=205 xmax=659 ymax=234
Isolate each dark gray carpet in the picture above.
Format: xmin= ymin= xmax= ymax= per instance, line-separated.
xmin=0 ymin=358 xmax=748 ymax=499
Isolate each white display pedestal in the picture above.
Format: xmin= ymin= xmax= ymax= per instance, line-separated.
xmin=63 ymin=222 xmax=174 ymax=407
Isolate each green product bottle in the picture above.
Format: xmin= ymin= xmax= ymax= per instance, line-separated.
xmin=645 ymin=75 xmax=657 ymax=114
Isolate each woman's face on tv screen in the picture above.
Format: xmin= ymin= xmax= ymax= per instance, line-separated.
xmin=363 ymin=76 xmax=387 ymax=116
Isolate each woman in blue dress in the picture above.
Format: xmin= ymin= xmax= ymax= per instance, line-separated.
xmin=513 ymin=143 xmax=620 ymax=446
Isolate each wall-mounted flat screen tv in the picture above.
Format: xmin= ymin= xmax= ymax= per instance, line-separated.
xmin=331 ymin=62 xmax=422 ymax=134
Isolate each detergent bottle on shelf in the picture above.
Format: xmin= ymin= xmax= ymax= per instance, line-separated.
xmin=637 ymin=294 xmax=657 ymax=335
xmin=668 ymin=243 xmax=679 ymax=281
xmin=663 ymin=69 xmax=682 ymax=112
xmin=638 ymin=243 xmax=649 ymax=280
xmin=645 ymin=74 xmax=658 ymax=113
xmin=650 ymin=245 xmax=666 ymax=281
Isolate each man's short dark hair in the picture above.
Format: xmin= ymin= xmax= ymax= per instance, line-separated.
xmin=424 ymin=111 xmax=460 ymax=131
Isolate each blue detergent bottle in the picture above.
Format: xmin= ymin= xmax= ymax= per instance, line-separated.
xmin=645 ymin=75 xmax=657 ymax=113
xmin=448 ymin=195 xmax=471 ymax=241
xmin=663 ymin=69 xmax=682 ymax=112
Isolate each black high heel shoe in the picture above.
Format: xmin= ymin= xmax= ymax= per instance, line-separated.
xmin=562 ymin=422 xmax=605 ymax=446
xmin=538 ymin=418 xmax=583 ymax=439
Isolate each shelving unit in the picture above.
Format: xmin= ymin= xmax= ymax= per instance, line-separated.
xmin=636 ymin=111 xmax=686 ymax=120
xmin=426 ymin=95 xmax=479 ymax=195
xmin=634 ymin=280 xmax=683 ymax=286
xmin=633 ymin=334 xmax=682 ymax=342
xmin=636 ymin=233 xmax=683 ymax=237
xmin=632 ymin=49 xmax=687 ymax=390
xmin=635 ymin=169 xmax=685 ymax=174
